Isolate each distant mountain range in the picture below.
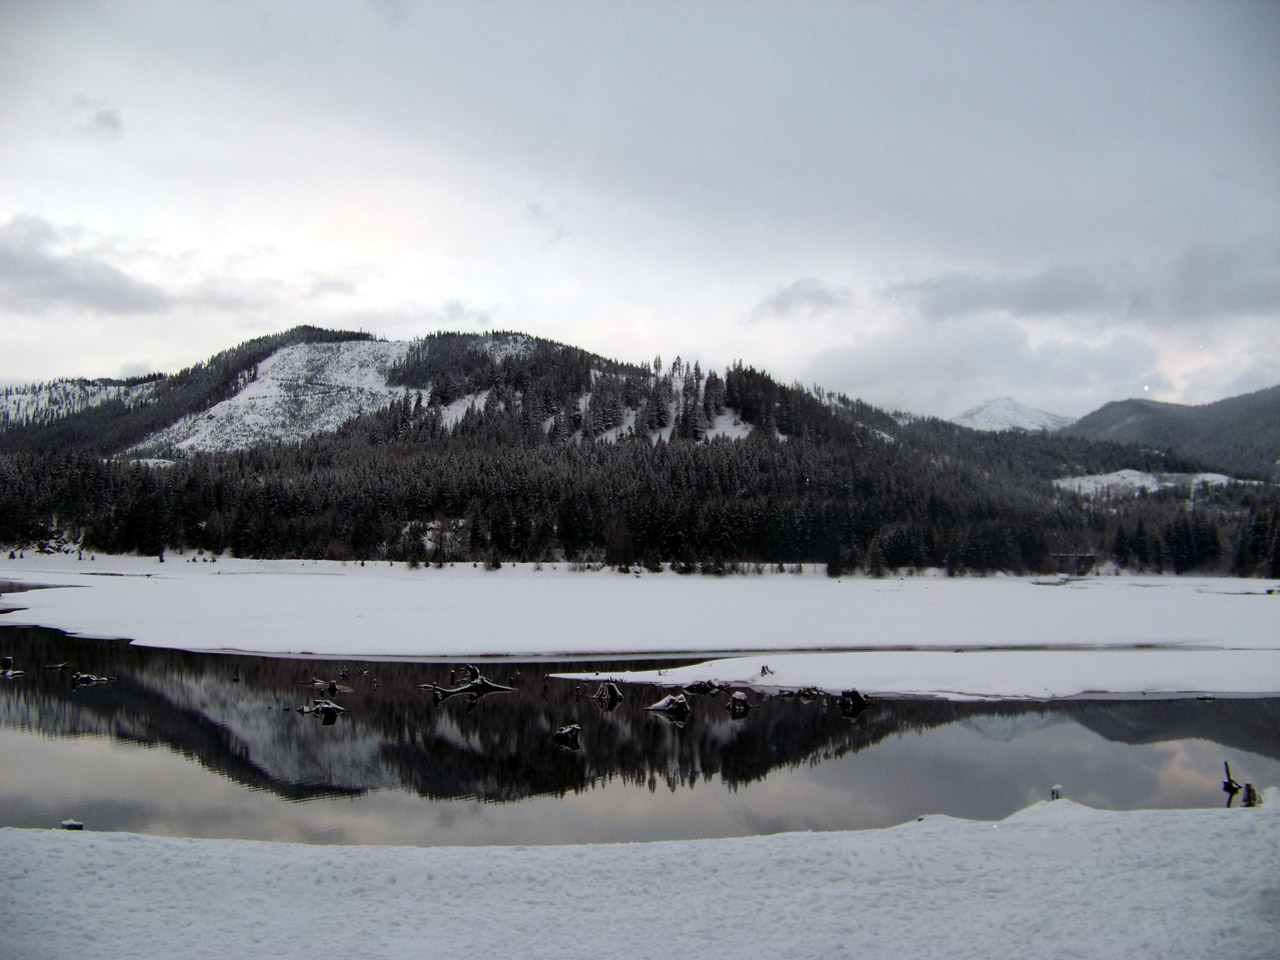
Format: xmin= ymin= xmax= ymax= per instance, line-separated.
xmin=1 ymin=326 xmax=1276 ymax=575
xmin=1064 ymin=386 xmax=1280 ymax=481
xmin=952 ymin=388 xmax=1279 ymax=482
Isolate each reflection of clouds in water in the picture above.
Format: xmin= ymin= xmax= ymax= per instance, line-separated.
xmin=800 ymin=716 xmax=1280 ymax=825
xmin=5 ymin=719 xmax=1279 ymax=844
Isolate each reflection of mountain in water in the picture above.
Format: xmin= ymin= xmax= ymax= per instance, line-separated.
xmin=2 ymin=624 xmax=1278 ymax=803
xmin=1065 ymin=700 xmax=1280 ymax=763
xmin=961 ymin=712 xmax=1069 ymax=743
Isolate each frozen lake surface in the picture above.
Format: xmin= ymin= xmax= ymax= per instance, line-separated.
xmin=2 ymin=557 xmax=1278 ymax=958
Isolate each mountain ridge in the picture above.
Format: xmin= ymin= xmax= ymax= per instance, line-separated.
xmin=951 ymin=397 xmax=1075 ymax=433
xmin=1 ymin=326 xmax=1276 ymax=577
xmin=1065 ymin=385 xmax=1280 ymax=481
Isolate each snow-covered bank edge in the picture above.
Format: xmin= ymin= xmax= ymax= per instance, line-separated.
xmin=3 ymin=792 xmax=1276 ymax=960
xmin=1 ymin=554 xmax=1277 ymax=700
xmin=555 ymin=649 xmax=1280 ymax=701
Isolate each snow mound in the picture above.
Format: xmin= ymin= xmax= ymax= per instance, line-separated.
xmin=131 ymin=341 xmax=413 ymax=453
xmin=953 ymin=397 xmax=1074 ymax=433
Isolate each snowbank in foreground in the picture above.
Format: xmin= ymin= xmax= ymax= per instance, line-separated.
xmin=1 ymin=555 xmax=1277 ymax=698
xmin=2 ymin=793 xmax=1276 ymax=960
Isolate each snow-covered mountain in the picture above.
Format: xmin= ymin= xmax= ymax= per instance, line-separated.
xmin=1 ymin=330 xmax=785 ymax=457
xmin=952 ymin=397 xmax=1074 ymax=433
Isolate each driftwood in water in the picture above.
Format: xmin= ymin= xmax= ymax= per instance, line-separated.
xmin=838 ymin=689 xmax=870 ymax=721
xmin=301 ymin=677 xmax=354 ymax=697
xmin=645 ymin=692 xmax=691 ymax=723
xmin=683 ymin=679 xmax=731 ymax=697
xmin=552 ymin=724 xmax=582 ymax=750
xmin=71 ymin=672 xmax=113 ymax=686
xmin=297 ymin=698 xmax=346 ymax=725
xmin=725 ymin=690 xmax=752 ymax=719
xmin=581 ymin=681 xmax=624 ymax=708
xmin=420 ymin=665 xmax=515 ymax=705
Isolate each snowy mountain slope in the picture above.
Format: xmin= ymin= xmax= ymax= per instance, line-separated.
xmin=130 ymin=340 xmax=414 ymax=454
xmin=952 ymin=397 xmax=1074 ymax=433
xmin=1065 ymin=384 xmax=1280 ymax=480
xmin=1 ymin=378 xmax=158 ymax=429
xmin=122 ymin=336 xmax=749 ymax=454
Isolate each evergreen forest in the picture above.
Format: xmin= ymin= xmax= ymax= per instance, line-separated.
xmin=2 ymin=328 xmax=1277 ymax=577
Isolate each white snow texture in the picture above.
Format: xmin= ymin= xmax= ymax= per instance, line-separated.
xmin=951 ymin=397 xmax=1075 ymax=432
xmin=2 ymin=792 xmax=1276 ymax=960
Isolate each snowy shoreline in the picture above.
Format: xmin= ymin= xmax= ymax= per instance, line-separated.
xmin=4 ymin=554 xmax=1279 ymax=958
xmin=2 ymin=553 xmax=1277 ymax=700
xmin=2 ymin=792 xmax=1276 ymax=960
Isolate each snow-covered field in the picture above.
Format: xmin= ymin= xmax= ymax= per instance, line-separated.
xmin=2 ymin=554 xmax=1276 ymax=700
xmin=2 ymin=792 xmax=1276 ymax=960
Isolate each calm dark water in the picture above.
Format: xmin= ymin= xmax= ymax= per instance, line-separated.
xmin=1 ymin=623 xmax=1277 ymax=845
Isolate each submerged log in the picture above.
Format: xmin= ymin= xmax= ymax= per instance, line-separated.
xmin=683 ymin=680 xmax=730 ymax=697
xmin=552 ymin=724 xmax=582 ymax=750
xmin=70 ymin=672 xmax=113 ymax=686
xmin=421 ymin=665 xmax=516 ymax=706
xmin=838 ymin=689 xmax=870 ymax=721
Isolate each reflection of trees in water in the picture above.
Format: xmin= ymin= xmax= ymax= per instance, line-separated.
xmin=2 ymin=624 xmax=1277 ymax=805
xmin=0 ymin=625 xmax=362 ymax=800
xmin=1061 ymin=699 xmax=1280 ymax=762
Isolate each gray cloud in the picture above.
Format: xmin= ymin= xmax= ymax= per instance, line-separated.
xmin=305 ymin=274 xmax=360 ymax=299
xmin=1161 ymin=238 xmax=1280 ymax=322
xmin=523 ymin=203 xmax=568 ymax=246
xmin=751 ymin=278 xmax=850 ymax=322
xmin=890 ymin=264 xmax=1118 ymax=322
xmin=65 ymin=96 xmax=123 ymax=140
xmin=117 ymin=360 xmax=159 ymax=379
xmin=803 ymin=315 xmax=1170 ymax=419
xmin=432 ymin=299 xmax=491 ymax=329
xmin=0 ymin=214 xmax=346 ymax=321
xmin=888 ymin=237 xmax=1280 ymax=328
xmin=338 ymin=299 xmax=493 ymax=339
xmin=179 ymin=276 xmax=285 ymax=313
xmin=0 ymin=215 xmax=169 ymax=314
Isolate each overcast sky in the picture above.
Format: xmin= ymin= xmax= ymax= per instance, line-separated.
xmin=3 ymin=1 xmax=1277 ymax=418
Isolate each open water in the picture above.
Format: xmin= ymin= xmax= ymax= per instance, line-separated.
xmin=1 ymin=623 xmax=1277 ymax=845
